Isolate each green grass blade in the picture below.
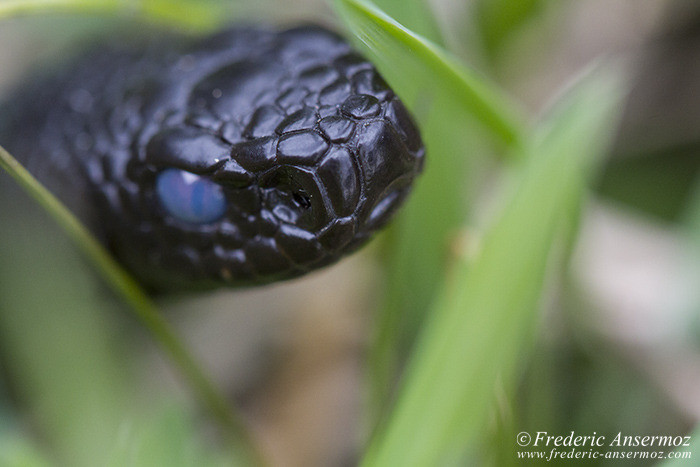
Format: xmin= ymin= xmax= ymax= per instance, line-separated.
xmin=331 ymin=0 xmax=527 ymax=426
xmin=0 ymin=146 xmax=264 ymax=466
xmin=655 ymin=179 xmax=700 ymax=467
xmin=658 ymin=424 xmax=699 ymax=466
xmin=107 ymin=403 xmax=245 ymax=467
xmin=331 ymin=0 xmax=528 ymax=150
xmin=0 ymin=198 xmax=135 ymax=465
xmin=362 ymin=64 xmax=627 ymax=467
xmin=367 ymin=99 xmax=489 ymax=422
xmin=0 ymin=0 xmax=229 ymax=30
xmin=370 ymin=0 xmax=443 ymax=45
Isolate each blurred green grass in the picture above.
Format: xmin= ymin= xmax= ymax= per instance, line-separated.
xmin=331 ymin=0 xmax=528 ymax=423
xmin=0 ymin=0 xmax=229 ymax=31
xmin=361 ymin=63 xmax=626 ymax=467
xmin=0 ymin=0 xmax=698 ymax=466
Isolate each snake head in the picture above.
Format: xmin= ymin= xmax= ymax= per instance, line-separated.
xmin=105 ymin=26 xmax=424 ymax=289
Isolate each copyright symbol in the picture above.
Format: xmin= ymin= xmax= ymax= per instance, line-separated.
xmin=517 ymin=432 xmax=531 ymax=446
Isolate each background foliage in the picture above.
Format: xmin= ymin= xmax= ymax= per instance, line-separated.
xmin=0 ymin=0 xmax=698 ymax=465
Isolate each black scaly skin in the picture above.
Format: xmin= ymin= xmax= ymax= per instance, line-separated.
xmin=1 ymin=25 xmax=424 ymax=290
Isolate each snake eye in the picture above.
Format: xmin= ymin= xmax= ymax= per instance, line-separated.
xmin=156 ymin=168 xmax=227 ymax=224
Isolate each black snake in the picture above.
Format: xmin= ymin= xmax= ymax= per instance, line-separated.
xmin=0 ymin=25 xmax=424 ymax=290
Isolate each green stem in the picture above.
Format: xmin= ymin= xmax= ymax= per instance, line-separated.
xmin=0 ymin=145 xmax=266 ymax=466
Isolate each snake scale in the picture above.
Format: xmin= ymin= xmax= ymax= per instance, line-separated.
xmin=0 ymin=25 xmax=424 ymax=290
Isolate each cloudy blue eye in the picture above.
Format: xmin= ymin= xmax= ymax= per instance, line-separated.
xmin=156 ymin=168 xmax=226 ymax=224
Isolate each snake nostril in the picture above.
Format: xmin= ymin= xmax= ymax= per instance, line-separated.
xmin=258 ymin=166 xmax=330 ymax=229
xmin=292 ymin=191 xmax=312 ymax=210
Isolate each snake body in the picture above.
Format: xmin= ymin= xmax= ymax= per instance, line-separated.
xmin=1 ymin=25 xmax=424 ymax=290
